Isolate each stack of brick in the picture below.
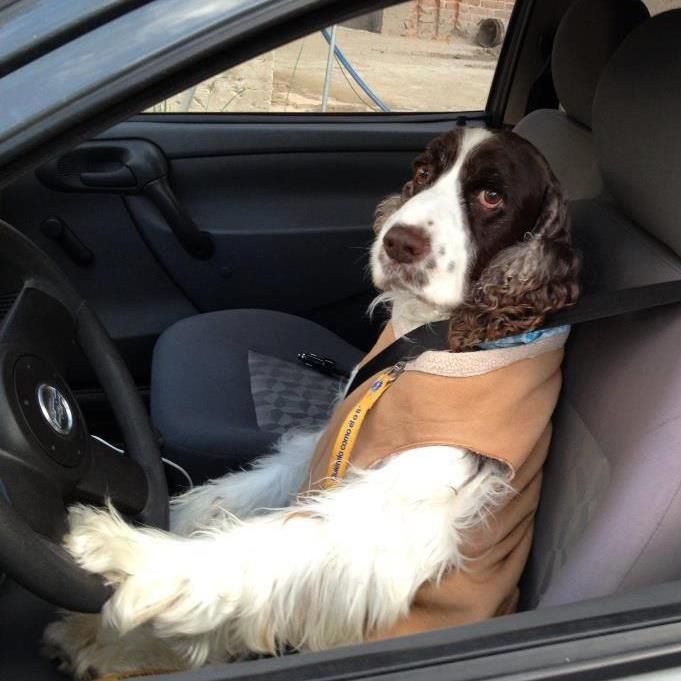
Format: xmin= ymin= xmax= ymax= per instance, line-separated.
xmin=456 ymin=0 xmax=515 ymax=36
xmin=396 ymin=0 xmax=514 ymax=40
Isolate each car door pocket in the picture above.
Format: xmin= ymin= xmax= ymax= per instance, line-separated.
xmin=36 ymin=140 xmax=213 ymax=260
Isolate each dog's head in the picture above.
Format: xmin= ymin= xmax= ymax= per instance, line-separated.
xmin=371 ymin=128 xmax=580 ymax=347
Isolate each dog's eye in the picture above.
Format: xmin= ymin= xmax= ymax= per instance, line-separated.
xmin=414 ymin=165 xmax=432 ymax=186
xmin=478 ymin=189 xmax=503 ymax=209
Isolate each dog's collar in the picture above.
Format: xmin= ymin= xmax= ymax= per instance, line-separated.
xmin=478 ymin=325 xmax=570 ymax=349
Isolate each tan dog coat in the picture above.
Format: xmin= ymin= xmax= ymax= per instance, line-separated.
xmin=304 ymin=323 xmax=568 ymax=638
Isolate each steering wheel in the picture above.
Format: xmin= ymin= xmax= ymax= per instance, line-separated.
xmin=0 ymin=218 xmax=168 ymax=612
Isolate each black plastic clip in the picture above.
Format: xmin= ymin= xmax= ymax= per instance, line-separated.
xmin=297 ymin=352 xmax=349 ymax=379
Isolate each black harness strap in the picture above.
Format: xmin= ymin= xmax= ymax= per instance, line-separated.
xmin=346 ymin=280 xmax=681 ymax=395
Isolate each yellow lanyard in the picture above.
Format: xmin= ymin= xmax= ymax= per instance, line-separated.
xmin=323 ymin=362 xmax=405 ymax=489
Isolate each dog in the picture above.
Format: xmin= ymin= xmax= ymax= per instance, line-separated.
xmin=44 ymin=127 xmax=580 ymax=679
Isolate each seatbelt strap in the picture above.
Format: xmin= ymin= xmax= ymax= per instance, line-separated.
xmin=346 ymin=280 xmax=681 ymax=395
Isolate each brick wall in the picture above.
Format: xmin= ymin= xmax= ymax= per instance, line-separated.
xmin=390 ymin=0 xmax=514 ymax=40
xmin=456 ymin=0 xmax=515 ymax=36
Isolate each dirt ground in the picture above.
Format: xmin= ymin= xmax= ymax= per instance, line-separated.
xmin=271 ymin=28 xmax=498 ymax=112
xmin=153 ymin=26 xmax=499 ymax=114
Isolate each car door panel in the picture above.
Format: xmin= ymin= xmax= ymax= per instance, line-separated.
xmin=0 ymin=173 xmax=196 ymax=383
xmin=103 ymin=119 xmax=460 ymax=156
xmin=99 ymin=118 xmax=468 ymax=348
xmin=127 ymin=151 xmax=414 ymax=313
xmin=0 ymin=118 xmax=474 ymax=385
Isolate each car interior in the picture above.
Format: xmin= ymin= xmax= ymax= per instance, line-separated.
xmin=3 ymin=0 xmax=681 ymax=678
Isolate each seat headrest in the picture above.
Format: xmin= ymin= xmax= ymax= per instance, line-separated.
xmin=594 ymin=10 xmax=681 ymax=257
xmin=552 ymin=0 xmax=649 ymax=129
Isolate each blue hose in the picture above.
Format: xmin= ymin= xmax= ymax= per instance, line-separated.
xmin=321 ymin=27 xmax=390 ymax=113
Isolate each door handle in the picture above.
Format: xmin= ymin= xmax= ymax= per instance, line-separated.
xmin=142 ymin=177 xmax=213 ymax=259
xmin=80 ymin=166 xmax=136 ymax=188
xmin=36 ymin=140 xmax=214 ymax=260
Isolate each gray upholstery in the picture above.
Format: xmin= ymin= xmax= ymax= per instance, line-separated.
xmin=524 ymin=398 xmax=610 ymax=605
xmin=571 ymin=200 xmax=681 ymax=294
xmin=552 ymin=0 xmax=650 ymax=130
xmin=248 ymin=350 xmax=340 ymax=435
xmin=530 ymin=304 xmax=681 ymax=607
xmin=514 ymin=111 xmax=603 ymax=201
xmin=151 ymin=309 xmax=361 ymax=482
xmin=593 ymin=9 xmax=681 ymax=257
xmin=524 ymin=10 xmax=681 ymax=609
xmin=514 ymin=0 xmax=649 ymax=201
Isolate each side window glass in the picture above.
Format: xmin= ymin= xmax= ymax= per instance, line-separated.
xmin=148 ymin=0 xmax=516 ymax=114
xmin=644 ymin=1 xmax=681 ymax=14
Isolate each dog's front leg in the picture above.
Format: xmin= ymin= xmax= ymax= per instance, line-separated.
xmin=171 ymin=428 xmax=323 ymax=535
xmin=66 ymin=447 xmax=508 ymax=668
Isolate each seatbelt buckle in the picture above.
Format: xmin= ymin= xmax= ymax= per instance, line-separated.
xmin=297 ymin=352 xmax=348 ymax=379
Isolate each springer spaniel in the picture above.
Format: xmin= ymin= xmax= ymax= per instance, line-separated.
xmin=44 ymin=127 xmax=580 ymax=679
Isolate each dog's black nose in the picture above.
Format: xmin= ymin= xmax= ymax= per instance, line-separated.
xmin=383 ymin=225 xmax=431 ymax=264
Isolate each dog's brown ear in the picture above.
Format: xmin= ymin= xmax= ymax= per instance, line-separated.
xmin=448 ymin=176 xmax=581 ymax=351
xmin=373 ymin=194 xmax=403 ymax=234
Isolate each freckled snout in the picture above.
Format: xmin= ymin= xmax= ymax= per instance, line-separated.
xmin=383 ymin=224 xmax=431 ymax=264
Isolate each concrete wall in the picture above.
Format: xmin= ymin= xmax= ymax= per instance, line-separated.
xmin=644 ymin=0 xmax=681 ymax=14
xmin=159 ymin=53 xmax=274 ymax=113
xmin=343 ymin=10 xmax=384 ymax=32
xmin=382 ymin=0 xmax=514 ymax=40
xmin=382 ymin=3 xmax=415 ymax=35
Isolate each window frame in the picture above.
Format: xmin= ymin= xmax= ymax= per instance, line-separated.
xmin=135 ymin=0 xmax=534 ymax=126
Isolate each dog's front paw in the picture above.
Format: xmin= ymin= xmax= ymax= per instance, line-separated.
xmin=63 ymin=504 xmax=177 ymax=634
xmin=63 ymin=504 xmax=235 ymax=659
xmin=43 ymin=612 xmax=186 ymax=679
xmin=43 ymin=614 xmax=102 ymax=680
xmin=102 ymin=544 xmax=235 ymax=641
xmin=64 ymin=504 xmax=146 ymax=585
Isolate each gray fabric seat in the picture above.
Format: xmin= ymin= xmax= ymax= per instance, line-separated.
xmin=523 ymin=9 xmax=681 ymax=608
xmin=151 ymin=309 xmax=361 ymax=481
xmin=514 ymin=0 xmax=649 ymax=201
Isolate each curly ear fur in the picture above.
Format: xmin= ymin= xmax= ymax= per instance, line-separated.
xmin=448 ymin=176 xmax=581 ymax=351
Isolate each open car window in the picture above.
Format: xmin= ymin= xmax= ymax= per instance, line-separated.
xmin=146 ymin=0 xmax=517 ymax=115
